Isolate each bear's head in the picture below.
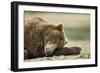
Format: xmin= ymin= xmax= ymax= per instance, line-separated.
xmin=44 ymin=24 xmax=65 ymax=56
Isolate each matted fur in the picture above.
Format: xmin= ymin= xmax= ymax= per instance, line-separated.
xmin=24 ymin=17 xmax=65 ymax=59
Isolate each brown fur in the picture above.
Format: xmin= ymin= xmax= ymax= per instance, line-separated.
xmin=53 ymin=47 xmax=81 ymax=56
xmin=24 ymin=46 xmax=81 ymax=59
xmin=24 ymin=17 xmax=65 ymax=59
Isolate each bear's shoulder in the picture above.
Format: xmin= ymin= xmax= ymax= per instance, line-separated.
xmin=25 ymin=17 xmax=47 ymax=25
xmin=24 ymin=17 xmax=48 ymax=32
xmin=32 ymin=17 xmax=47 ymax=23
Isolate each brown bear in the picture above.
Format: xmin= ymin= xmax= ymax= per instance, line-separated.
xmin=24 ymin=17 xmax=81 ymax=59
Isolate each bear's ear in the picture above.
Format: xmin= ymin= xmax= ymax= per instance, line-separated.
xmin=55 ymin=24 xmax=63 ymax=31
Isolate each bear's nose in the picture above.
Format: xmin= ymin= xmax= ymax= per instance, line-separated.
xmin=45 ymin=52 xmax=53 ymax=57
xmin=44 ymin=43 xmax=57 ymax=56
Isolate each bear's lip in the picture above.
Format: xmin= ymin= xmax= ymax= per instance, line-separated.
xmin=44 ymin=47 xmax=55 ymax=56
xmin=45 ymin=51 xmax=53 ymax=56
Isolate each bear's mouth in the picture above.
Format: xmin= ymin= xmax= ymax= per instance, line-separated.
xmin=45 ymin=51 xmax=53 ymax=56
xmin=44 ymin=44 xmax=57 ymax=56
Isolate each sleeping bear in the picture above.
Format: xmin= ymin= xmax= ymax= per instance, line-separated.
xmin=24 ymin=17 xmax=81 ymax=59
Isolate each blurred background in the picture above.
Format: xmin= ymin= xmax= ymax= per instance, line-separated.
xmin=24 ymin=11 xmax=90 ymax=41
xmin=24 ymin=11 xmax=90 ymax=59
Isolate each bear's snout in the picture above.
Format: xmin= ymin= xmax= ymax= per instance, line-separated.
xmin=44 ymin=44 xmax=57 ymax=56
